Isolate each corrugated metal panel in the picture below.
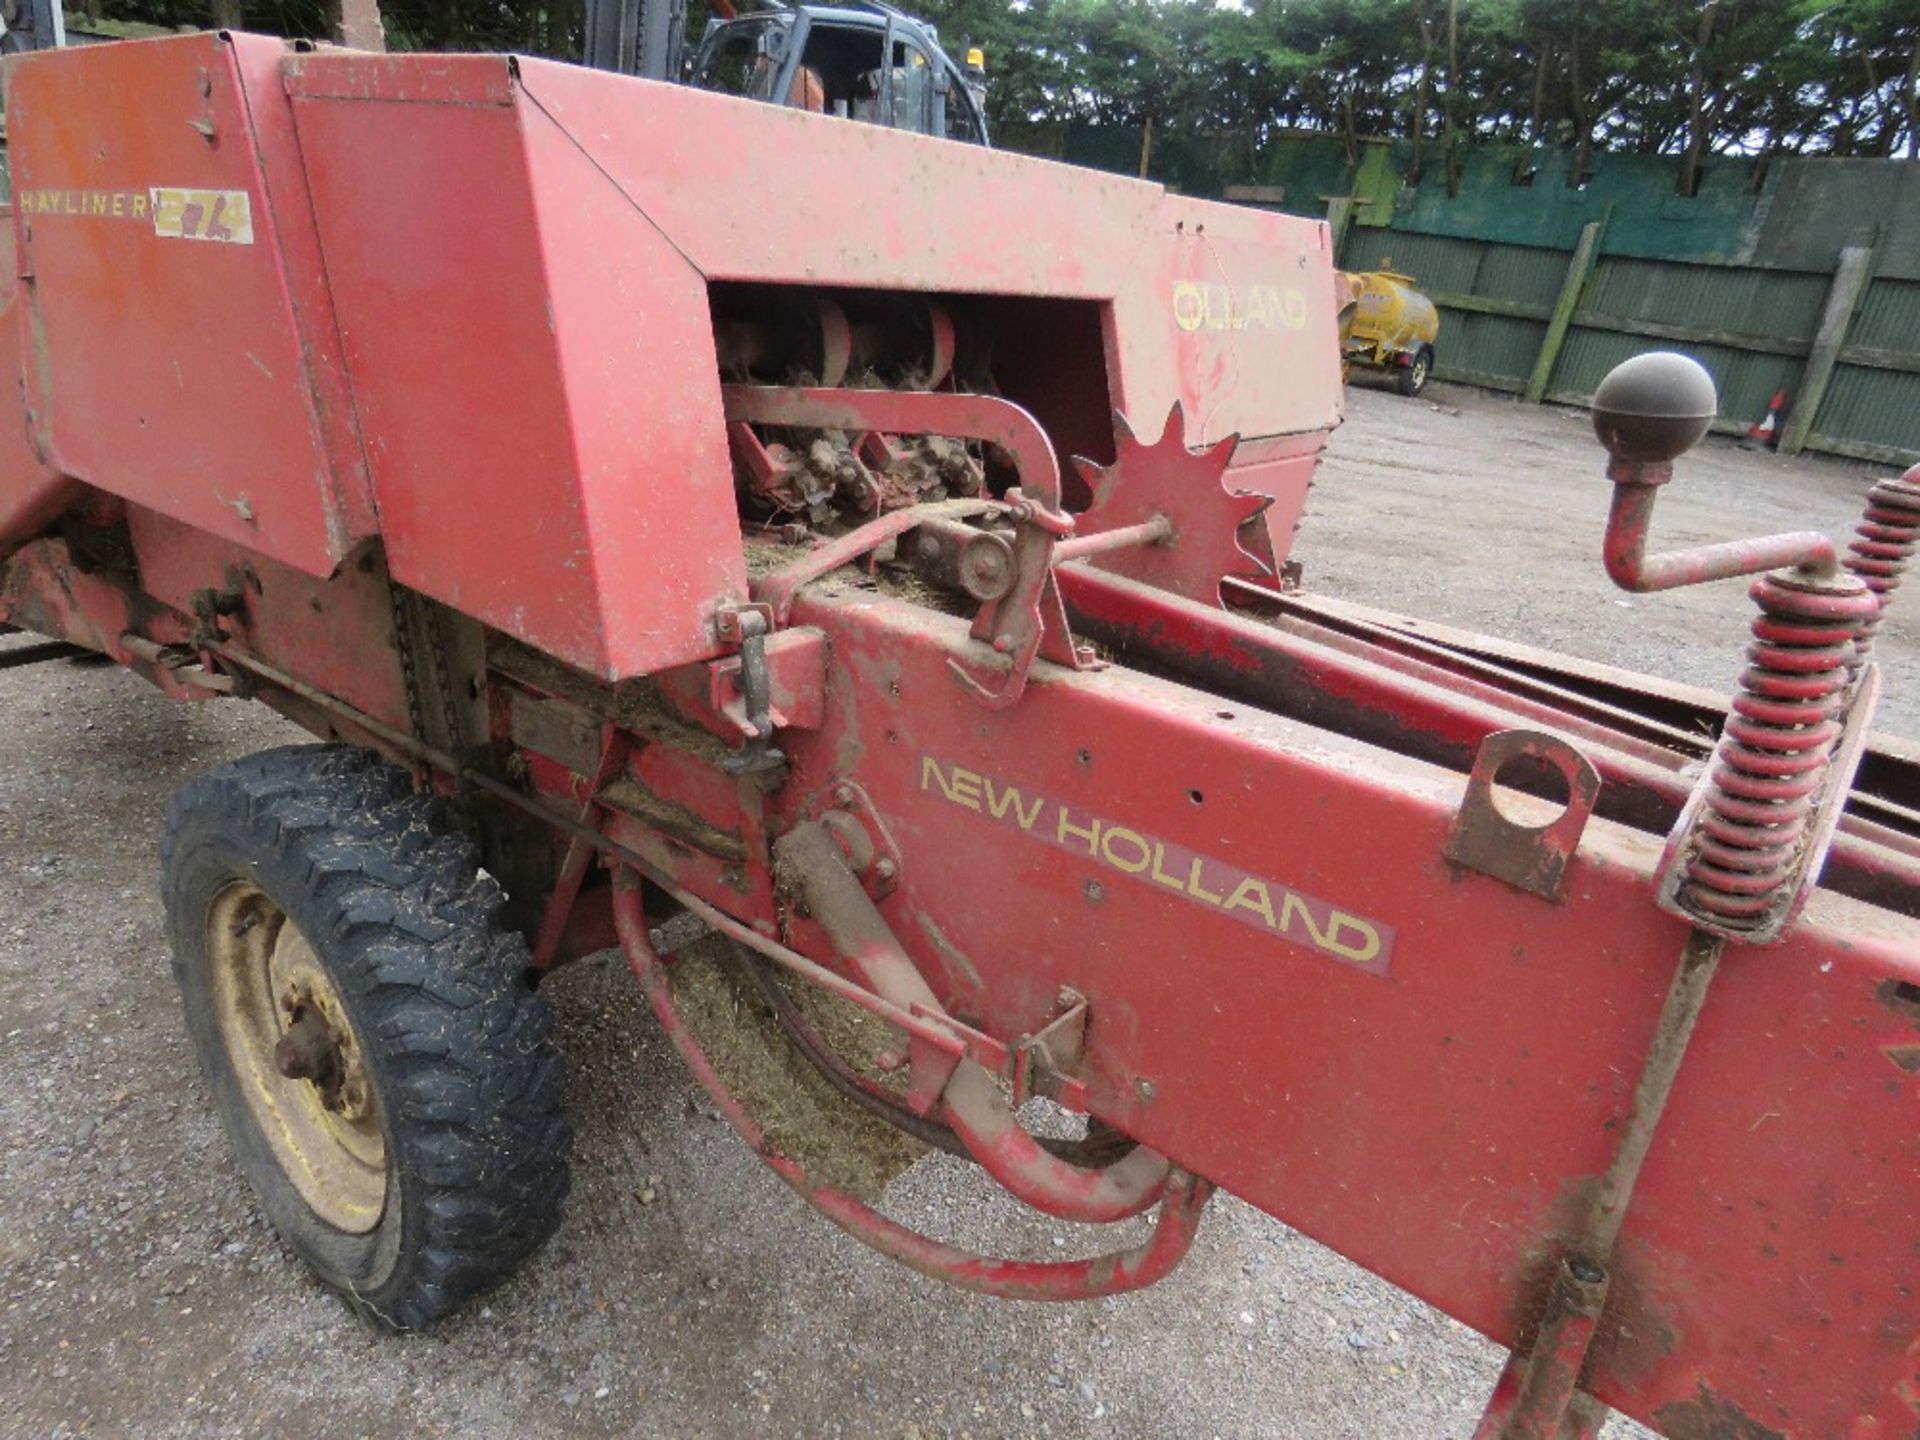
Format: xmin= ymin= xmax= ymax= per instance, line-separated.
xmin=1342 ymin=230 xmax=1563 ymax=385
xmin=1847 ymin=277 xmax=1920 ymax=352
xmin=1336 ymin=204 xmax=1913 ymax=460
xmin=1470 ymin=242 xmax=1567 ymax=306
xmin=1583 ymin=258 xmax=1827 ymax=342
xmin=1434 ymin=310 xmax=1542 ymax=387
xmin=1344 ymin=229 xmax=1564 ymax=307
xmin=1810 ymin=364 xmax=1920 ymax=459
xmin=1549 ymin=326 xmax=1801 ymax=425
xmin=1342 ymin=228 xmax=1485 ymax=293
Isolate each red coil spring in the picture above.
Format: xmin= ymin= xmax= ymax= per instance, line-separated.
xmin=1680 ymin=569 xmax=1878 ymax=927
xmin=1843 ymin=474 xmax=1920 ymax=659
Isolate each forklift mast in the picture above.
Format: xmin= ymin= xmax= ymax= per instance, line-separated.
xmin=584 ymin=0 xmax=686 ymax=84
xmin=0 ymin=0 xmax=66 ymax=56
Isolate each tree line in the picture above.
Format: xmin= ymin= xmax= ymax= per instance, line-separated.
xmin=931 ymin=0 xmax=1919 ymax=177
xmin=73 ymin=0 xmax=1920 ymax=171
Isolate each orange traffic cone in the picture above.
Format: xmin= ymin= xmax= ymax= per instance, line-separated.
xmin=1743 ymin=388 xmax=1787 ymax=451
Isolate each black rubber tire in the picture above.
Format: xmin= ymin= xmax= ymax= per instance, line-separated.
xmin=1398 ymin=346 xmax=1434 ymax=397
xmin=161 ymin=744 xmax=571 ymax=1330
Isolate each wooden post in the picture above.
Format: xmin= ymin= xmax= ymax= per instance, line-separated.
xmin=1524 ymin=211 xmax=1608 ymax=404
xmin=1326 ymin=195 xmax=1355 ymax=265
xmin=1779 ymin=244 xmax=1873 ymax=457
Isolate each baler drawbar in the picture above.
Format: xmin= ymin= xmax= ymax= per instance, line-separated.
xmin=0 ymin=32 xmax=1915 ymax=1440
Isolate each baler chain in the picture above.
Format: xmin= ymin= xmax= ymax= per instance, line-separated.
xmin=385 ymin=574 xmax=430 ymax=758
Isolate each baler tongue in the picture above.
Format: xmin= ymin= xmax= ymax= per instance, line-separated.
xmin=1068 ymin=403 xmax=1277 ymax=606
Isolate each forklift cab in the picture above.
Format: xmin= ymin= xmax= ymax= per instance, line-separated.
xmin=687 ymin=5 xmax=988 ymax=145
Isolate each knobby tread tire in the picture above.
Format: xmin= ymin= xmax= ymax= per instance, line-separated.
xmin=161 ymin=744 xmax=571 ymax=1330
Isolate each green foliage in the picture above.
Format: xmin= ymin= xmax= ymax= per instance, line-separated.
xmin=67 ymin=0 xmax=1920 ymax=159
xmin=914 ymin=0 xmax=1919 ymax=160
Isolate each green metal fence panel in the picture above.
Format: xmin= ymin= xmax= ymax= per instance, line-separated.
xmin=1550 ymin=324 xmax=1802 ymax=425
xmin=1343 ymin=228 xmax=1481 ymax=292
xmin=1472 ymin=243 xmax=1569 ymax=307
xmin=1438 ymin=312 xmax=1544 ymax=389
xmin=1582 ymin=259 xmax=1829 ymax=346
xmin=1846 ymin=277 xmax=1920 ymax=352
xmin=1810 ymin=365 xmax=1920 ymax=463
xmin=995 ymin=121 xmax=1920 ymax=465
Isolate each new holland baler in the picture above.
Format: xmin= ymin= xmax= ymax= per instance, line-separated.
xmin=0 ymin=32 xmax=1916 ymax=1440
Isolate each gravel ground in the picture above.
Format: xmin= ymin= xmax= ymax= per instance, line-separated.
xmin=1 ymin=380 xmax=1910 ymax=1440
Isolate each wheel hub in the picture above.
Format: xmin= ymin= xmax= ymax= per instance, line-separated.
xmin=208 ymin=882 xmax=388 ymax=1232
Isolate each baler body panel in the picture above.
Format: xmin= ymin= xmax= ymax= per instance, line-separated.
xmin=281 ymin=58 xmax=749 ymax=681
xmin=2 ymin=35 xmax=1342 ymax=677
xmin=496 ymin=55 xmax=1343 ymax=451
xmin=2 ymin=33 xmax=376 ymax=576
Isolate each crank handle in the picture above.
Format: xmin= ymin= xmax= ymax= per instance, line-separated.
xmin=1591 ymin=352 xmax=1839 ymax=592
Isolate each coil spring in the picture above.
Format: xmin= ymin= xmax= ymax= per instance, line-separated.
xmin=1679 ymin=568 xmax=1878 ymax=928
xmin=1842 ymin=473 xmax=1920 ymax=659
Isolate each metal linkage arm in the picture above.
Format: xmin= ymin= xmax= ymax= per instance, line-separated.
xmin=611 ymin=872 xmax=1214 ymax=1301
xmin=722 ymin=384 xmax=1076 ymax=708
xmin=1591 ymin=352 xmax=1840 ymax=592
xmin=774 ymin=821 xmax=1173 ymax=1225
xmin=1602 ymin=478 xmax=1836 ymax=592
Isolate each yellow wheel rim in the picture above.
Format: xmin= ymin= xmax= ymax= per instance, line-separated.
xmin=207 ymin=882 xmax=388 ymax=1233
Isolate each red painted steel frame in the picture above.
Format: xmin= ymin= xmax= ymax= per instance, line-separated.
xmin=752 ymin=585 xmax=1919 ymax=1440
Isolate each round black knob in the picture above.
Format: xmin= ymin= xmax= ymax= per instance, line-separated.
xmin=1591 ymin=352 xmax=1718 ymax=465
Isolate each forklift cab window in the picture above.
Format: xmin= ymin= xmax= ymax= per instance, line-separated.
xmin=690 ymin=13 xmax=984 ymax=143
xmin=691 ymin=16 xmax=796 ymax=105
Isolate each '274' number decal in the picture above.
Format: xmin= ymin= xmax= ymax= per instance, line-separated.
xmin=150 ymin=187 xmax=254 ymax=246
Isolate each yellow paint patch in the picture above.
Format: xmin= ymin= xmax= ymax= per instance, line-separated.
xmin=919 ymin=754 xmax=1394 ymax=974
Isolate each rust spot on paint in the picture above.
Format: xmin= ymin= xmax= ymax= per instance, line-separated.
xmin=1886 ymin=1043 xmax=1920 ymax=1075
xmin=1655 ymin=1385 xmax=1787 ymax=1440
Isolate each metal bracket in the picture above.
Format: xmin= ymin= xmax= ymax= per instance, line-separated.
xmin=802 ymin=779 xmax=902 ymax=899
xmin=1445 ymin=730 xmax=1600 ymax=901
xmin=715 ymin=605 xmax=786 ymax=777
xmin=1012 ymin=987 xmax=1090 ymax=1108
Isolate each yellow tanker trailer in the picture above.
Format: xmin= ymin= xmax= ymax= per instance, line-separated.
xmin=1337 ymin=268 xmax=1440 ymax=396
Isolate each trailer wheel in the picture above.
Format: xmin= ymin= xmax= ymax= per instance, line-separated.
xmin=1398 ymin=346 xmax=1434 ymax=398
xmin=161 ymin=745 xmax=571 ymax=1330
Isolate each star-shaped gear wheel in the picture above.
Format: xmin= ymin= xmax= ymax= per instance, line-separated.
xmin=1070 ymin=404 xmax=1275 ymax=607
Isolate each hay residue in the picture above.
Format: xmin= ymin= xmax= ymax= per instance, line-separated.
xmin=667 ymin=935 xmax=926 ymax=1199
